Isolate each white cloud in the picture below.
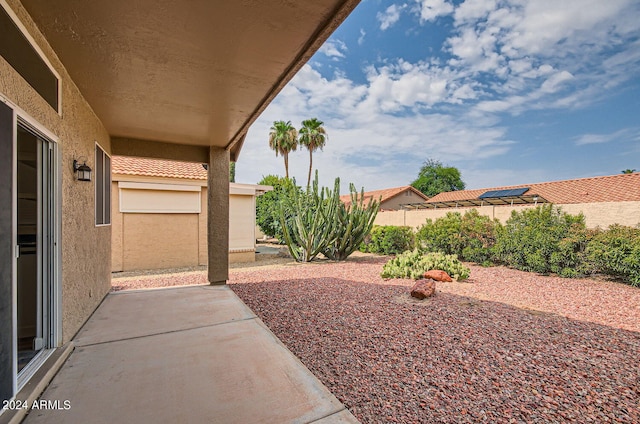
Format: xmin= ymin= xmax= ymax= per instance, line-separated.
xmin=539 ymin=70 xmax=574 ymax=93
xmin=415 ymin=0 xmax=454 ymax=22
xmin=238 ymin=64 xmax=514 ymax=192
xmin=377 ymin=4 xmax=405 ymax=30
xmin=502 ymin=0 xmax=633 ymax=56
xmin=574 ymin=128 xmax=637 ymax=146
xmin=453 ymin=0 xmax=497 ymax=24
xmin=237 ymin=0 xmax=640 ymax=191
xmin=357 ymin=29 xmax=366 ymax=45
xmin=318 ymin=39 xmax=348 ymax=59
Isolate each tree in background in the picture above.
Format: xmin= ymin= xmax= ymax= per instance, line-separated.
xmin=229 ymin=161 xmax=236 ymax=182
xmin=268 ymin=120 xmax=298 ymax=178
xmin=622 ymin=169 xmax=636 ymax=174
xmin=411 ymin=158 xmax=465 ymax=197
xmin=298 ymin=118 xmax=327 ymax=187
xmin=256 ymin=175 xmax=298 ymax=242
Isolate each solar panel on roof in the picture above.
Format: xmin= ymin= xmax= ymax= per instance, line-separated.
xmin=479 ymin=187 xmax=529 ymax=199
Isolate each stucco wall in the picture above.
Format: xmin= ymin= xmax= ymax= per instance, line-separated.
xmin=380 ymin=191 xmax=423 ymax=211
xmin=112 ymin=182 xmax=259 ymax=271
xmin=199 ymin=189 xmax=207 ymax=266
xmin=1 ymin=0 xmax=112 ymax=343
xmin=122 ymin=213 xmax=199 ymax=270
xmin=230 ymin=194 xmax=255 ymax=252
xmin=111 ymin=182 xmax=124 ymax=271
xmin=375 ymin=202 xmax=640 ymax=229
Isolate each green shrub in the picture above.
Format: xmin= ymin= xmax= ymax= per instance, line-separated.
xmin=416 ymin=212 xmax=462 ymax=255
xmin=458 ymin=209 xmax=501 ymax=264
xmin=549 ymin=224 xmax=595 ymax=277
xmin=381 ymin=250 xmax=470 ymax=280
xmin=586 ymin=225 xmax=640 ymax=286
xmin=362 ymin=225 xmax=415 ymax=255
xmin=416 ymin=209 xmax=501 ymax=264
xmin=493 ymin=204 xmax=587 ymax=274
xmin=256 ymin=175 xmax=300 ymax=242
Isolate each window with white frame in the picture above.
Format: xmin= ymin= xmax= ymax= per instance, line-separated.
xmin=95 ymin=144 xmax=111 ymax=225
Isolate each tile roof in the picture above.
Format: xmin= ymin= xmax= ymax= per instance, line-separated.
xmin=340 ymin=186 xmax=429 ymax=207
xmin=112 ymin=156 xmax=207 ymax=180
xmin=428 ymin=173 xmax=640 ymax=204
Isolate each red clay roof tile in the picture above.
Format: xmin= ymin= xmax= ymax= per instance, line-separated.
xmin=340 ymin=186 xmax=429 ymax=207
xmin=428 ymin=173 xmax=640 ymax=204
xmin=112 ymin=156 xmax=207 ymax=180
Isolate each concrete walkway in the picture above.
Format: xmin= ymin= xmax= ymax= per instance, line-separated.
xmin=23 ymin=285 xmax=358 ymax=423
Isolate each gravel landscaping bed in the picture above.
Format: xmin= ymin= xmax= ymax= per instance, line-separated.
xmin=111 ymin=255 xmax=639 ymax=422
xmin=227 ymin=258 xmax=639 ymax=423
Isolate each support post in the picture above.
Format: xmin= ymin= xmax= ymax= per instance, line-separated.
xmin=207 ymin=147 xmax=229 ymax=285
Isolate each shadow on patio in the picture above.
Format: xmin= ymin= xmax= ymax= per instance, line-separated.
xmin=22 ymin=285 xmax=358 ymax=423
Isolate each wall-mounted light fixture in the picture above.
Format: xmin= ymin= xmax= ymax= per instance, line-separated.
xmin=73 ymin=159 xmax=92 ymax=181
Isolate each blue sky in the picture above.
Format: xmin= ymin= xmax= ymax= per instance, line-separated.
xmin=238 ymin=0 xmax=640 ymax=192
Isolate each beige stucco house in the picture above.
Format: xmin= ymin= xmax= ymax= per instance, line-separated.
xmin=0 ymin=0 xmax=360 ymax=415
xmin=340 ymin=185 xmax=429 ymax=211
xmin=111 ymin=156 xmax=271 ymax=271
xmin=376 ymin=173 xmax=640 ymax=229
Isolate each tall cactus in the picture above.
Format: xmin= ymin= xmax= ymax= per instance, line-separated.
xmin=279 ymin=173 xmax=338 ymax=262
xmin=323 ymin=183 xmax=380 ymax=261
xmin=279 ymin=172 xmax=380 ymax=262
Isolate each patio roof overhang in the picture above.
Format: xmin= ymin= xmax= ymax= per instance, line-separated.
xmin=401 ymin=195 xmax=549 ymax=209
xmin=20 ymin=0 xmax=360 ymax=161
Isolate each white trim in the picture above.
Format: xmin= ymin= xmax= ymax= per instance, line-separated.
xmin=111 ymin=173 xmax=207 ymax=186
xmin=16 ymin=349 xmax=53 ymax=392
xmin=0 ymin=95 xmax=58 ymax=143
xmin=118 ymin=181 xmax=201 ymax=192
xmin=229 ymin=248 xmax=255 ymax=253
xmin=11 ymin=105 xmax=18 ymax=399
xmin=9 ymin=106 xmax=62 ymax=399
xmin=0 ymin=0 xmax=62 ymax=115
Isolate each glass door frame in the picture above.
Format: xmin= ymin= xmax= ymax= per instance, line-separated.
xmin=11 ymin=105 xmax=62 ymax=394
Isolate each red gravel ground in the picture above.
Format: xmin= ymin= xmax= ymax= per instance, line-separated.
xmin=112 ymin=257 xmax=640 ymax=423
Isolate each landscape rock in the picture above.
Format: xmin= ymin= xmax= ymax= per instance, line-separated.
xmin=410 ymin=279 xmax=436 ymax=299
xmin=424 ymin=270 xmax=453 ymax=282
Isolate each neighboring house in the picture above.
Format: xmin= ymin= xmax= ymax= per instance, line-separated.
xmin=111 ymin=156 xmax=271 ymax=271
xmin=340 ymin=186 xmax=429 ymax=211
xmin=0 ymin=0 xmax=359 ymax=413
xmin=375 ymin=173 xmax=640 ymax=229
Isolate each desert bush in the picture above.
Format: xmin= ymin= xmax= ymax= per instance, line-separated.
xmin=586 ymin=225 xmax=640 ymax=286
xmin=493 ymin=204 xmax=587 ymax=274
xmin=361 ymin=225 xmax=415 ymax=255
xmin=416 ymin=212 xmax=462 ymax=255
xmin=459 ymin=209 xmax=501 ymax=264
xmin=549 ymin=224 xmax=595 ymax=277
xmin=381 ymin=250 xmax=470 ymax=280
xmin=416 ymin=209 xmax=500 ymax=264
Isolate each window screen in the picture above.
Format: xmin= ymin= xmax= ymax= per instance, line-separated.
xmin=95 ymin=145 xmax=111 ymax=225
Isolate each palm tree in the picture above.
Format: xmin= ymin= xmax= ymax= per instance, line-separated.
xmin=298 ymin=118 xmax=327 ymax=187
xmin=268 ymin=121 xmax=298 ymax=178
xmin=621 ymin=169 xmax=636 ymax=174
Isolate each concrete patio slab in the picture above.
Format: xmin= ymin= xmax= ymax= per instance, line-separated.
xmin=74 ymin=285 xmax=256 ymax=346
xmin=23 ymin=285 xmax=358 ymax=423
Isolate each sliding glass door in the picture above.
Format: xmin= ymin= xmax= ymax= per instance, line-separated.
xmin=15 ymin=121 xmax=56 ymax=387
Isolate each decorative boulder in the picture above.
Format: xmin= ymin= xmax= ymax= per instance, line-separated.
xmin=424 ymin=270 xmax=453 ymax=282
xmin=410 ymin=279 xmax=436 ymax=299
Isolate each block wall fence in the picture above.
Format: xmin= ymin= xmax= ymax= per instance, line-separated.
xmin=375 ymin=201 xmax=640 ymax=229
